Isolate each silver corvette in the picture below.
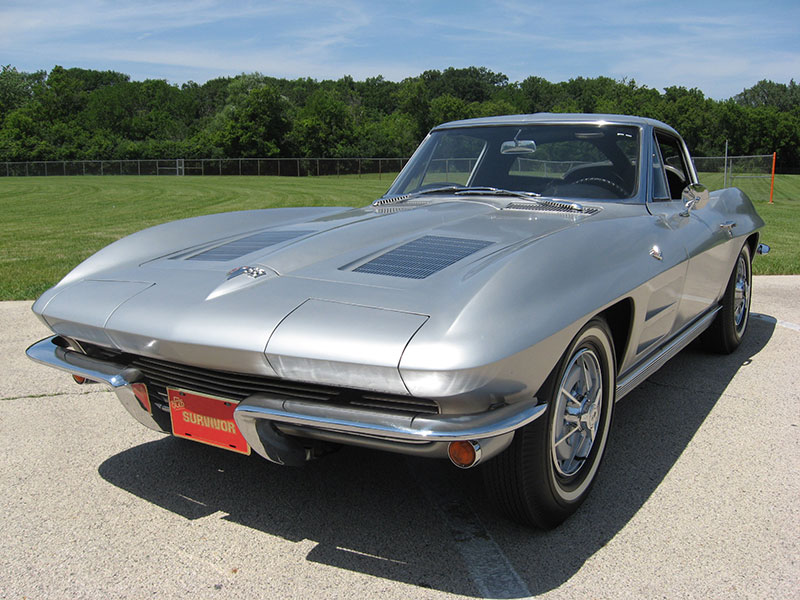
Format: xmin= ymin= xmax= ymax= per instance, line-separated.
xmin=27 ymin=114 xmax=768 ymax=528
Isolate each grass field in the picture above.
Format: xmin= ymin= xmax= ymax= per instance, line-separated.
xmin=1 ymin=173 xmax=798 ymax=300
xmin=698 ymin=172 xmax=800 ymax=276
xmin=0 ymin=175 xmax=392 ymax=300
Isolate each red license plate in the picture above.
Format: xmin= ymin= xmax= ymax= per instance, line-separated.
xmin=168 ymin=388 xmax=250 ymax=455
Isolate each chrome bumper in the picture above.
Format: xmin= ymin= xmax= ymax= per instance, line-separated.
xmin=26 ymin=336 xmax=140 ymax=388
xmin=26 ymin=335 xmax=547 ymax=463
xmin=233 ymin=394 xmax=545 ymax=444
xmin=26 ymin=336 xmax=163 ymax=432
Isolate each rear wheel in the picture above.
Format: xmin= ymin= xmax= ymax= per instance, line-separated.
xmin=483 ymin=318 xmax=616 ymax=529
xmin=703 ymin=243 xmax=752 ymax=354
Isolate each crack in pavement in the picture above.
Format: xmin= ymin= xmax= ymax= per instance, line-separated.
xmin=1 ymin=389 xmax=108 ymax=402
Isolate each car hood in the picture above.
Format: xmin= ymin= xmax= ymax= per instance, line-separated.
xmin=34 ymin=198 xmax=609 ymax=395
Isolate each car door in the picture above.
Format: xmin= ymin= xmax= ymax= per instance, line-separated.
xmin=647 ymin=130 xmax=730 ymax=333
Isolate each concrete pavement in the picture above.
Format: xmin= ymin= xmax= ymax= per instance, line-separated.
xmin=1 ymin=277 xmax=798 ymax=599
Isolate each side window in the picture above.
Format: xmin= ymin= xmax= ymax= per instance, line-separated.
xmin=655 ymin=132 xmax=690 ymax=200
xmin=651 ymin=134 xmax=669 ymax=201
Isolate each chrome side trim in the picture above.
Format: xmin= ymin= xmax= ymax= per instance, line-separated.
xmin=26 ymin=336 xmax=140 ymax=388
xmin=616 ymin=307 xmax=720 ymax=400
xmin=233 ymin=394 xmax=546 ymax=452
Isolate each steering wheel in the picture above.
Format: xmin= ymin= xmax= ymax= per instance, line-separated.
xmin=572 ymin=177 xmax=627 ymax=197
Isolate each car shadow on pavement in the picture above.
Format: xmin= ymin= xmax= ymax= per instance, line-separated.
xmin=98 ymin=315 xmax=775 ymax=598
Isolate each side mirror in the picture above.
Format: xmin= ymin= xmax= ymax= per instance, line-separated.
xmin=680 ymin=184 xmax=710 ymax=216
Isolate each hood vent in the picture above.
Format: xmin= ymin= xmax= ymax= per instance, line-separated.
xmin=351 ymin=235 xmax=493 ymax=279
xmin=372 ymin=194 xmax=413 ymax=205
xmin=373 ymin=199 xmax=432 ymax=214
xmin=180 ymin=230 xmax=314 ymax=262
xmin=505 ymin=201 xmax=599 ymax=215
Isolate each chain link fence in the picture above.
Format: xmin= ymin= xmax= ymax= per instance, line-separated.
xmin=0 ymin=153 xmax=780 ymax=201
xmin=0 ymin=157 xmax=408 ymax=179
xmin=693 ymin=154 xmax=774 ymax=202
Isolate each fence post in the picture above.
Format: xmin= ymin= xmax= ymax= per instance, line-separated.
xmin=770 ymin=152 xmax=776 ymax=204
xmin=358 ymin=159 xmax=361 ymax=178
xmin=723 ymin=140 xmax=728 ymax=188
xmin=316 ymin=159 xmax=320 ymax=177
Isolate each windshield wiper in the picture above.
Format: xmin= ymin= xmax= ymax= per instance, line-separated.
xmin=413 ymin=185 xmax=469 ymax=196
xmin=455 ymin=187 xmax=541 ymax=199
xmin=413 ymin=186 xmax=541 ymax=199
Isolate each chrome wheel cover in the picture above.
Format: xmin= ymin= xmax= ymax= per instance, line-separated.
xmin=733 ymin=253 xmax=750 ymax=336
xmin=551 ymin=348 xmax=603 ymax=478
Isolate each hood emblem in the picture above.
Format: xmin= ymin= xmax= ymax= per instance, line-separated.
xmin=226 ymin=266 xmax=268 ymax=280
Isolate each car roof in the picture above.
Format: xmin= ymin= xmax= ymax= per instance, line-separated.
xmin=432 ymin=113 xmax=678 ymax=136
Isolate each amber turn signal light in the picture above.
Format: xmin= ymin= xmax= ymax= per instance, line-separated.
xmin=447 ymin=440 xmax=482 ymax=469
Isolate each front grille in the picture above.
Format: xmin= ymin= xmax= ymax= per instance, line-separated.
xmin=128 ymin=355 xmax=440 ymax=415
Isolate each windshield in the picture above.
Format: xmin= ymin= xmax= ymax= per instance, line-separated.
xmin=387 ymin=124 xmax=640 ymax=201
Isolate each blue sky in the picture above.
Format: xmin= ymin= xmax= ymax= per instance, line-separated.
xmin=1 ymin=0 xmax=798 ymax=99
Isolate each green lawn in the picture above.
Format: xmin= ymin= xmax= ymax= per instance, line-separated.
xmin=0 ymin=175 xmax=392 ymax=300
xmin=0 ymin=173 xmax=797 ymax=300
xmin=698 ymin=172 xmax=800 ymax=275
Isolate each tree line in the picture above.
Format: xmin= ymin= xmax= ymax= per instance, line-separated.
xmin=1 ymin=65 xmax=798 ymax=170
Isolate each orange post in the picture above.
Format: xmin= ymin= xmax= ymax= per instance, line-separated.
xmin=769 ymin=152 xmax=776 ymax=203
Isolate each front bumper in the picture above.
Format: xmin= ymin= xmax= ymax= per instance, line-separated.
xmin=26 ymin=335 xmax=547 ymax=463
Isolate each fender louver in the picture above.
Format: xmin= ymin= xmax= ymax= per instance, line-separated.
xmin=180 ymin=230 xmax=314 ymax=262
xmin=351 ymin=235 xmax=493 ymax=279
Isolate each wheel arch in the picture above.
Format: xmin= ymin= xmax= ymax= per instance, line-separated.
xmin=596 ymin=297 xmax=634 ymax=377
xmin=745 ymin=232 xmax=760 ymax=259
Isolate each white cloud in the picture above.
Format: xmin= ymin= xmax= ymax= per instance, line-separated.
xmin=1 ymin=0 xmax=797 ymax=98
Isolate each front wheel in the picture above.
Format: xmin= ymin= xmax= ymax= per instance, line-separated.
xmin=483 ymin=318 xmax=616 ymax=529
xmin=703 ymin=243 xmax=752 ymax=354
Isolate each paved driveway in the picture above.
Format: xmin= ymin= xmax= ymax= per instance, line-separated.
xmin=1 ymin=276 xmax=798 ymax=599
